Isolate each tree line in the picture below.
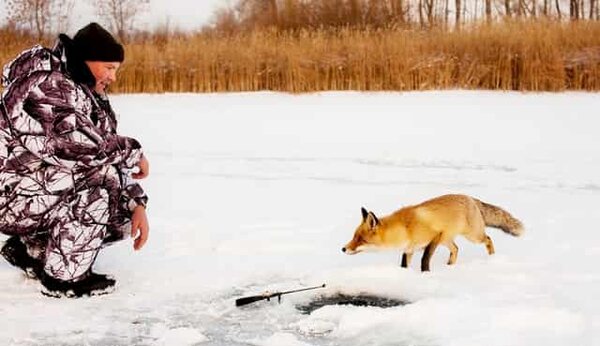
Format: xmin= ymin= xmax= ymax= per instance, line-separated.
xmin=2 ymin=0 xmax=599 ymax=43
xmin=212 ymin=0 xmax=600 ymax=32
xmin=2 ymin=0 xmax=149 ymax=41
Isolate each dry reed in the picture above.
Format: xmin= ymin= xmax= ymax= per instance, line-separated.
xmin=1 ymin=21 xmax=600 ymax=93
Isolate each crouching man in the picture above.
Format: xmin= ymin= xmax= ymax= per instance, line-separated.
xmin=0 ymin=23 xmax=150 ymax=297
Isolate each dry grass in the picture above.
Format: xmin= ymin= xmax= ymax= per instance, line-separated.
xmin=2 ymin=21 xmax=600 ymax=92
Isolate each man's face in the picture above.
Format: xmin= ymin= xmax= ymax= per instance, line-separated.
xmin=85 ymin=61 xmax=121 ymax=94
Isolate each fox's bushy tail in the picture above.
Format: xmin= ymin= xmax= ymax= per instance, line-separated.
xmin=474 ymin=199 xmax=524 ymax=236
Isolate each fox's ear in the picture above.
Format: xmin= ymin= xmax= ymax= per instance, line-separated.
xmin=366 ymin=211 xmax=379 ymax=229
xmin=361 ymin=207 xmax=369 ymax=220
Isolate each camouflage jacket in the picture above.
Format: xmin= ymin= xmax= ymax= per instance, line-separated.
xmin=0 ymin=38 xmax=147 ymax=233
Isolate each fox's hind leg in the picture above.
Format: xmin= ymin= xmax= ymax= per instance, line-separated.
xmin=465 ymin=229 xmax=495 ymax=256
xmin=401 ymin=252 xmax=413 ymax=268
xmin=446 ymin=241 xmax=458 ymax=265
xmin=484 ymin=235 xmax=495 ymax=255
xmin=421 ymin=234 xmax=442 ymax=272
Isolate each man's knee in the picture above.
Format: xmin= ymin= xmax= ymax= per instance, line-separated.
xmin=71 ymin=186 xmax=110 ymax=224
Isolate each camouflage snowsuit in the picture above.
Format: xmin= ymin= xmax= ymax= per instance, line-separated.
xmin=0 ymin=39 xmax=147 ymax=281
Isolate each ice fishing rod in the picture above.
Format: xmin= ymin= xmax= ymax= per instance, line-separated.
xmin=235 ymin=283 xmax=326 ymax=307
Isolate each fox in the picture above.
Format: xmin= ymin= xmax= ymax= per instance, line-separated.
xmin=342 ymin=194 xmax=523 ymax=271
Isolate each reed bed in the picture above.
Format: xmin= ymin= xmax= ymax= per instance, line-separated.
xmin=2 ymin=21 xmax=600 ymax=92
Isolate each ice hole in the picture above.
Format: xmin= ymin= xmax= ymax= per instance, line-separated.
xmin=296 ymin=293 xmax=410 ymax=314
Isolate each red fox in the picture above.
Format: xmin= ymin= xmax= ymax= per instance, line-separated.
xmin=342 ymin=194 xmax=523 ymax=271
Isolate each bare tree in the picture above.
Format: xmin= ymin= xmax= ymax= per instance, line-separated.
xmin=516 ymin=0 xmax=523 ymax=16
xmin=423 ymin=0 xmax=436 ymax=25
xmin=570 ymin=0 xmax=579 ymax=19
xmin=5 ymin=0 xmax=50 ymax=40
xmin=212 ymin=7 xmax=240 ymax=34
xmin=485 ymin=0 xmax=491 ymax=22
xmin=51 ymin=0 xmax=75 ymax=34
xmin=268 ymin=0 xmax=279 ymax=25
xmin=4 ymin=0 xmax=75 ymax=40
xmin=556 ymin=0 xmax=563 ymax=18
xmin=455 ymin=0 xmax=462 ymax=30
xmin=282 ymin=0 xmax=298 ymax=28
xmin=92 ymin=0 xmax=150 ymax=42
xmin=235 ymin=0 xmax=278 ymax=28
xmin=505 ymin=0 xmax=513 ymax=17
xmin=349 ymin=0 xmax=362 ymax=24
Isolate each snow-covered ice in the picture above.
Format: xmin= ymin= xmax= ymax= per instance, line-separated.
xmin=1 ymin=91 xmax=599 ymax=345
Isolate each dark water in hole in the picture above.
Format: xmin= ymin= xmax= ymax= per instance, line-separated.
xmin=296 ymin=293 xmax=410 ymax=314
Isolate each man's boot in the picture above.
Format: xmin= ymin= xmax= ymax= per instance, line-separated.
xmin=40 ymin=270 xmax=116 ymax=298
xmin=0 ymin=236 xmax=43 ymax=279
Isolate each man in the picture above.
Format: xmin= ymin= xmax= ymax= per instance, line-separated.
xmin=0 ymin=23 xmax=149 ymax=297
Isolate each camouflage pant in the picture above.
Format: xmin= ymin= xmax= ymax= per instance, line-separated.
xmin=1 ymin=166 xmax=132 ymax=282
xmin=43 ymin=186 xmax=130 ymax=281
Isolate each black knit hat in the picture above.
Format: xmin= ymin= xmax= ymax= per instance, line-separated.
xmin=73 ymin=23 xmax=124 ymax=62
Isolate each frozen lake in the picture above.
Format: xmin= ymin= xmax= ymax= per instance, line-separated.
xmin=1 ymin=91 xmax=599 ymax=346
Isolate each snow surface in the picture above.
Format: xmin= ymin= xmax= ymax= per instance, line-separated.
xmin=1 ymin=91 xmax=599 ymax=345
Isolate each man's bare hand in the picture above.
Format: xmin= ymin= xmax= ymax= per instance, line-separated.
xmin=131 ymin=205 xmax=149 ymax=250
xmin=132 ymin=155 xmax=149 ymax=179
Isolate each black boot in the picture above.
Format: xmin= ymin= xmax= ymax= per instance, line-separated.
xmin=0 ymin=236 xmax=43 ymax=279
xmin=40 ymin=271 xmax=116 ymax=298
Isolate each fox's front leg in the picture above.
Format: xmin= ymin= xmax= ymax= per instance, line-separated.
xmin=401 ymin=252 xmax=413 ymax=268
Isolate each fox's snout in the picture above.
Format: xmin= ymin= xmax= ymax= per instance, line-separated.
xmin=341 ymin=246 xmax=358 ymax=255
